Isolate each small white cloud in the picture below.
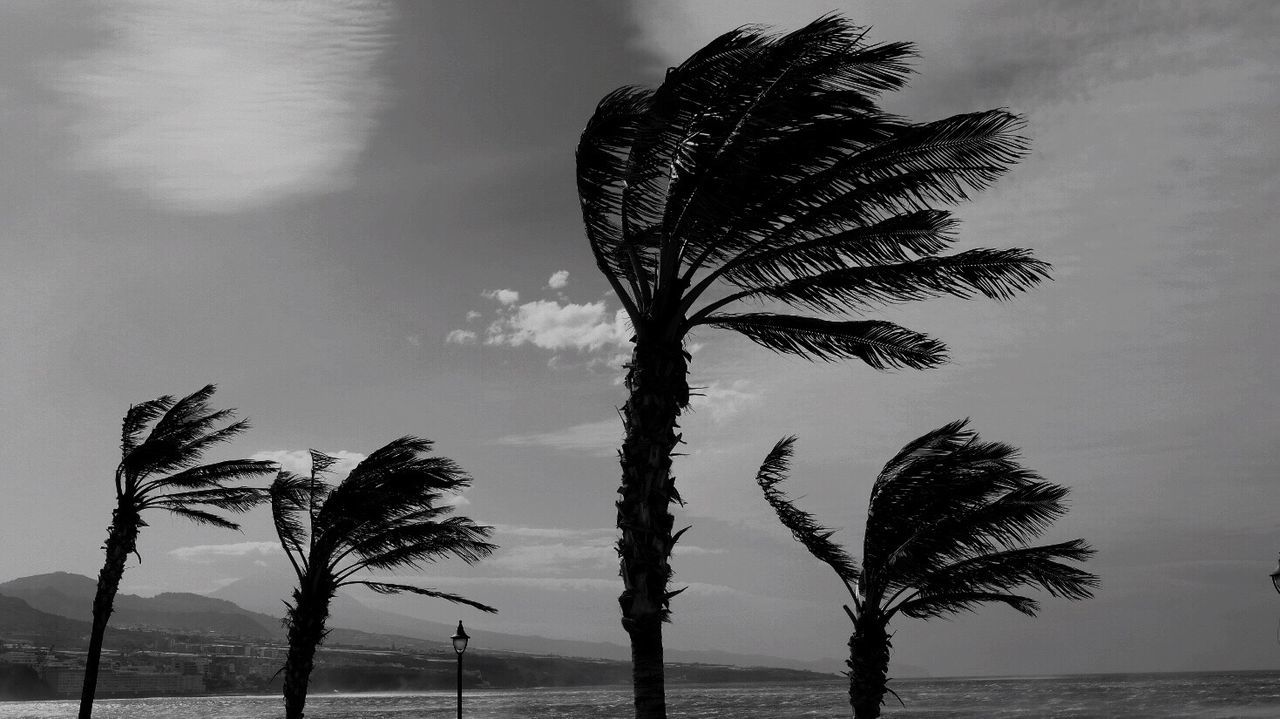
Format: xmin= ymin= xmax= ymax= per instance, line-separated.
xmin=443 ymin=493 xmax=471 ymax=508
xmin=547 ymin=270 xmax=570 ymax=289
xmin=169 ymin=541 xmax=280 ymax=563
xmin=252 ymin=449 xmax=366 ymax=477
xmin=495 ymin=419 xmax=620 ymax=455
xmin=482 ymin=288 xmax=521 ymax=306
xmin=445 ymin=329 xmax=478 ymax=345
xmin=466 ymin=310 xmax=482 ymax=322
xmin=689 ymin=380 xmax=762 ymax=423
xmin=487 ymin=301 xmax=630 ymax=352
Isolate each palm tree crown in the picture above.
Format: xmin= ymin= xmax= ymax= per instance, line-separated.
xmin=270 ymin=436 xmax=498 ymax=608
xmin=756 ymin=421 xmax=1098 ymax=717
xmin=116 ymin=384 xmax=275 ymax=528
xmin=271 ymin=436 xmax=497 ymax=719
xmin=578 ymin=14 xmax=1048 ymax=364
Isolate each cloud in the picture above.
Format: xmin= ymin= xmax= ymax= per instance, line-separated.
xmin=445 ymin=329 xmax=478 ymax=345
xmin=169 ymin=541 xmax=279 ymax=563
xmin=689 ymin=380 xmax=762 ymax=423
xmin=494 ymin=419 xmax=620 ymax=455
xmin=487 ymin=300 xmax=630 ymax=352
xmin=547 ymin=270 xmax=570 ymax=289
xmin=493 ymin=525 xmax=614 ymax=540
xmin=465 ymin=310 xmax=482 ymax=322
xmin=488 ymin=543 xmax=615 ymax=575
xmin=482 ymin=288 xmax=521 ymax=305
xmin=53 ymin=0 xmax=394 ymax=213
xmin=251 ymin=449 xmax=366 ymax=477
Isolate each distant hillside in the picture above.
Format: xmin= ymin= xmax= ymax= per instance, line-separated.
xmin=0 ymin=572 xmax=920 ymax=678
xmin=0 ymin=573 xmax=279 ymax=639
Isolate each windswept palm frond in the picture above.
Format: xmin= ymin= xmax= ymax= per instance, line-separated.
xmin=356 ymin=582 xmax=497 ymax=613
xmin=894 ymin=590 xmax=1039 ymax=619
xmin=755 ymin=437 xmax=859 ymax=582
xmin=705 ymin=314 xmax=946 ymax=368
xmin=141 ymin=459 xmax=277 ymax=493
xmin=152 ymin=506 xmax=241 ymax=531
xmin=120 ymin=396 xmax=173 ymax=456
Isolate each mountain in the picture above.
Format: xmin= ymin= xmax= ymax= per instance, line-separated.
xmin=0 ymin=573 xmax=278 ymax=639
xmin=0 ymin=572 xmax=917 ymax=677
xmin=210 ymin=573 xmax=853 ymax=673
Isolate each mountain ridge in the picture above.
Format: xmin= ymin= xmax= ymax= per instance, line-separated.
xmin=0 ymin=572 xmax=912 ymax=676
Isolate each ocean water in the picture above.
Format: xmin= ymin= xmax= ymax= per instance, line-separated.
xmin=4 ymin=673 xmax=1280 ymax=718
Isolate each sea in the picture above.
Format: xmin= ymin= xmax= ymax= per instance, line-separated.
xmin=4 ymin=673 xmax=1280 ymax=718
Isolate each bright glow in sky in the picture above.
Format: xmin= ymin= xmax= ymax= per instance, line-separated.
xmin=0 ymin=0 xmax=1277 ymax=677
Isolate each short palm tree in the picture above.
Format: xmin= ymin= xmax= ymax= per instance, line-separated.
xmin=270 ymin=437 xmax=497 ymax=719
xmin=576 ymin=15 xmax=1048 ymax=717
xmin=79 ymin=385 xmax=274 ymax=719
xmin=755 ymin=421 xmax=1098 ymax=718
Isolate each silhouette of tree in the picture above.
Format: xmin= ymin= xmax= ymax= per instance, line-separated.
xmin=79 ymin=385 xmax=274 ymax=719
xmin=575 ymin=15 xmax=1048 ymax=717
xmin=270 ymin=437 xmax=496 ymax=719
xmin=756 ymin=422 xmax=1098 ymax=718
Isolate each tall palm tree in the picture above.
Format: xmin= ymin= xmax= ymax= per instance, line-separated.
xmin=79 ymin=385 xmax=274 ymax=719
xmin=755 ymin=421 xmax=1098 ymax=718
xmin=576 ymin=15 xmax=1049 ymax=717
xmin=270 ymin=437 xmax=497 ymax=719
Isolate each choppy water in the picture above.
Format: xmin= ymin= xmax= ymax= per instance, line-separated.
xmin=4 ymin=673 xmax=1280 ymax=718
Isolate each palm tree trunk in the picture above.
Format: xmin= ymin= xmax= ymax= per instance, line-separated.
xmin=283 ymin=585 xmax=333 ymax=719
xmin=847 ymin=617 xmax=891 ymax=719
xmin=616 ymin=338 xmax=689 ymax=719
xmin=78 ymin=505 xmax=140 ymax=719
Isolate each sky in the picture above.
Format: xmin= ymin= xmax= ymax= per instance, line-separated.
xmin=0 ymin=0 xmax=1277 ymax=678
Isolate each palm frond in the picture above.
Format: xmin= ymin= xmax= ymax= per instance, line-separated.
xmin=905 ymin=540 xmax=1098 ymax=604
xmin=895 ymin=590 xmax=1039 ymax=619
xmin=271 ymin=471 xmax=312 ymax=577
xmin=121 ymin=396 xmax=174 ymax=456
xmin=704 ymin=313 xmax=946 ymax=368
xmin=353 ymin=582 xmax=497 ymax=614
xmin=721 ymin=210 xmax=959 ymax=287
xmin=345 ymin=519 xmax=497 ymax=575
xmin=149 ymin=487 xmax=265 ymax=514
xmin=142 ymin=459 xmax=277 ymax=492
xmin=754 ymin=436 xmax=859 ymax=582
xmin=577 ymin=85 xmax=656 ymax=313
xmin=753 ymin=248 xmax=1051 ymax=314
xmin=162 ymin=506 xmax=241 ymax=531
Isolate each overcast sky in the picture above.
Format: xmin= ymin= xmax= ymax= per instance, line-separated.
xmin=1 ymin=1 xmax=1277 ymax=677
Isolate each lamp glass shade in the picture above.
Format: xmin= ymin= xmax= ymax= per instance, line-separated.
xmin=451 ymin=621 xmax=470 ymax=654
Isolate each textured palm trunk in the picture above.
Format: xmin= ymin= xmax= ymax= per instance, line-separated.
xmin=616 ymin=337 xmax=688 ymax=719
xmin=78 ymin=504 xmax=140 ymax=719
xmin=283 ymin=583 xmax=334 ymax=719
xmin=847 ymin=617 xmax=891 ymax=719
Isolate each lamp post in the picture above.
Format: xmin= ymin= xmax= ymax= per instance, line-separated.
xmin=451 ymin=621 xmax=469 ymax=719
xmin=1270 ymin=554 xmax=1280 ymax=595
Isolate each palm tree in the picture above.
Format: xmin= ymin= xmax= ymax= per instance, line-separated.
xmin=79 ymin=385 xmax=274 ymax=719
xmin=576 ymin=15 xmax=1049 ymax=717
xmin=755 ymin=421 xmax=1098 ymax=718
xmin=269 ymin=437 xmax=497 ymax=719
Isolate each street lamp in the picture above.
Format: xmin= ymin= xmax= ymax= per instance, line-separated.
xmin=451 ymin=621 xmax=469 ymax=719
xmin=1270 ymin=554 xmax=1280 ymax=595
